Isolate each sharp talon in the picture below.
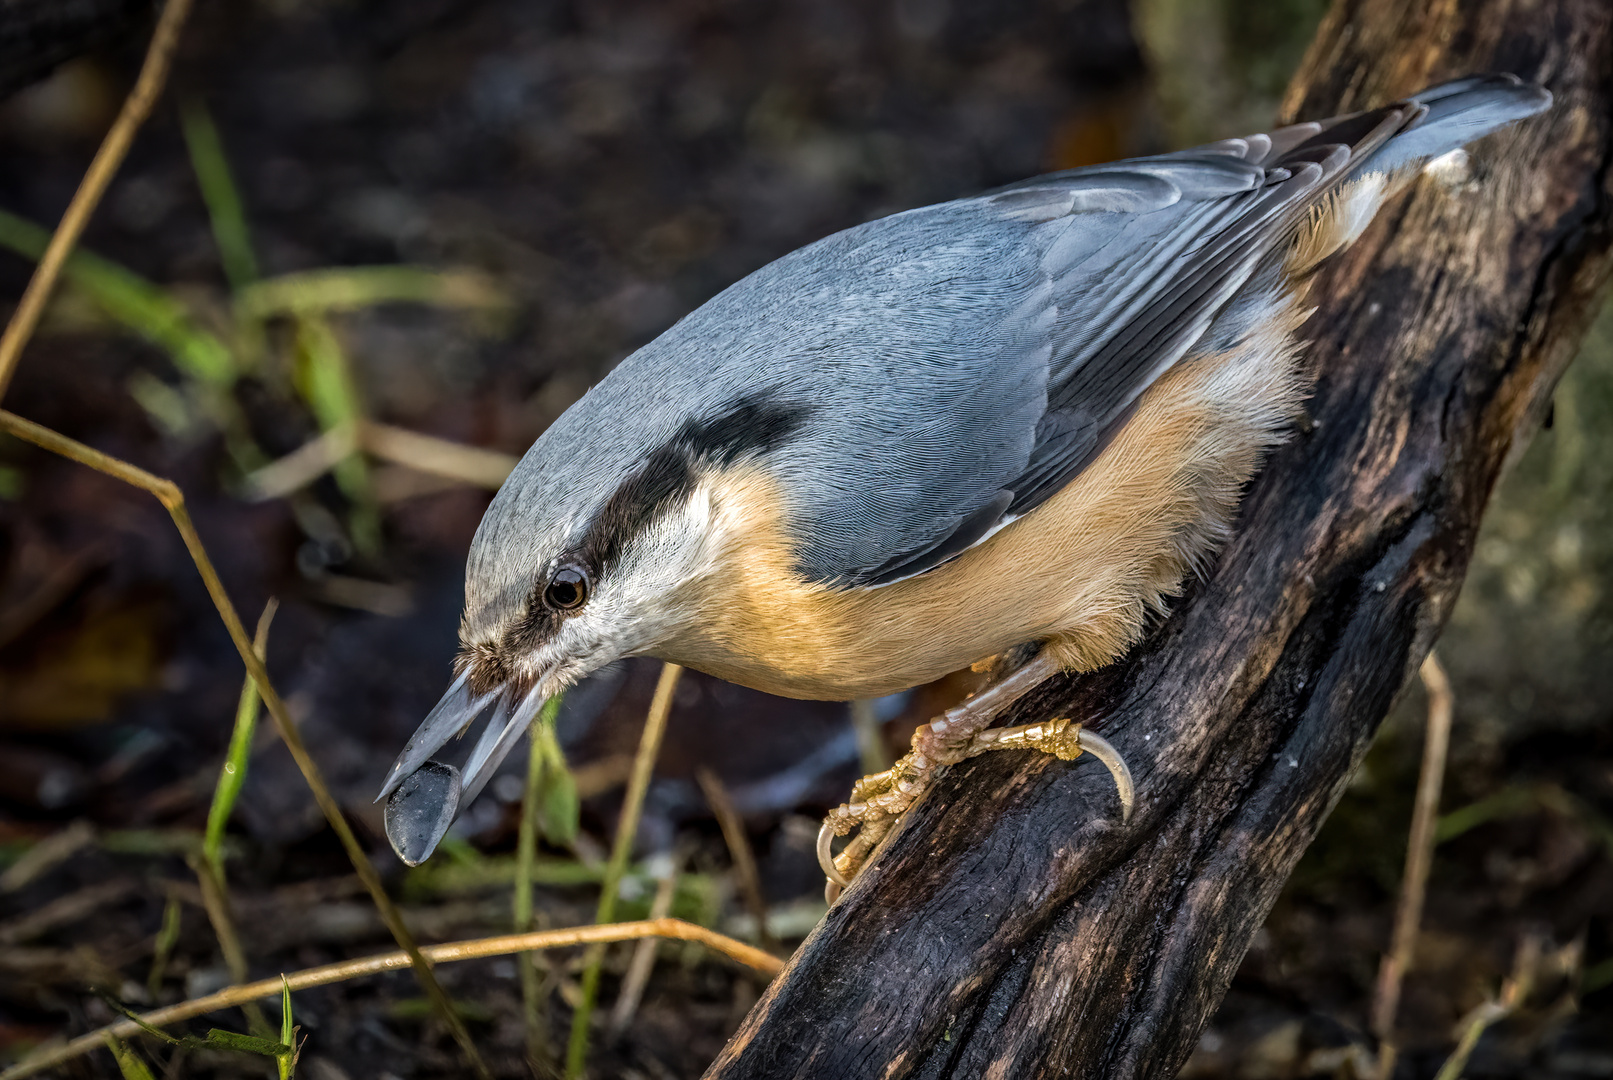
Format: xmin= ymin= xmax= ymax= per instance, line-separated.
xmin=1076 ymin=728 xmax=1135 ymax=823
xmin=818 ymin=821 xmax=850 ymax=887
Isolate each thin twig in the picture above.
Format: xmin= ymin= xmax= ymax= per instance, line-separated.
xmin=0 ymin=408 xmax=491 ymax=1080
xmin=1372 ymin=650 xmax=1455 ymax=1080
xmin=0 ymin=0 xmax=196 ymax=399
xmin=566 ymin=662 xmax=684 ymax=1078
xmin=698 ymin=767 xmax=779 ymax=955
xmin=1 ymin=918 xmax=782 ymax=1080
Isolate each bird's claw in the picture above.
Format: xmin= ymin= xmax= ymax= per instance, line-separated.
xmin=817 ymin=715 xmax=1135 ymax=901
xmin=967 ymin=717 xmax=1135 ymax=816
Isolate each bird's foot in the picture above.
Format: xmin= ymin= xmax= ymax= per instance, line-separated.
xmin=817 ymin=654 xmax=1135 ymax=900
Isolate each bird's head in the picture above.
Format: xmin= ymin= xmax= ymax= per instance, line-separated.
xmin=377 ymin=374 xmax=808 ymax=864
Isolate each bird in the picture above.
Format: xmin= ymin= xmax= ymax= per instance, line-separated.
xmin=376 ymin=74 xmax=1550 ymax=886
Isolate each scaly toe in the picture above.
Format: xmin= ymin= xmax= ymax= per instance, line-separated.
xmin=819 ymin=815 xmax=897 ymax=901
xmin=966 ymin=718 xmax=1136 ymax=823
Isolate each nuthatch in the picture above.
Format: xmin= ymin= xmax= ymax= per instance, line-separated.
xmin=377 ymin=76 xmax=1549 ymax=886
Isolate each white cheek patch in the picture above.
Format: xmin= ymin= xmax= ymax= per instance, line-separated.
xmin=562 ymin=480 xmax=728 ymax=658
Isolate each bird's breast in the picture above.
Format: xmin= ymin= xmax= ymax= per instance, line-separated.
xmin=656 ymin=300 xmax=1308 ymax=701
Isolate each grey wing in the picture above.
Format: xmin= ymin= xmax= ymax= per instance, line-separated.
xmin=790 ymin=101 xmax=1418 ymax=588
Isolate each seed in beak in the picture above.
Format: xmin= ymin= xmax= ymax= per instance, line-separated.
xmin=384 ymin=759 xmax=462 ymax=866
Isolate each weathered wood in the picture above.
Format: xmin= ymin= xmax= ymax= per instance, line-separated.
xmin=705 ymin=1 xmax=1613 ymax=1076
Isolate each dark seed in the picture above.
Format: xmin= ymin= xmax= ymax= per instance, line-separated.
xmin=384 ymin=760 xmax=462 ymax=866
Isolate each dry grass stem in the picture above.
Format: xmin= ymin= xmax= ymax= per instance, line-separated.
xmin=697 ymin=767 xmax=779 ymax=954
xmin=850 ymin=699 xmax=893 ymax=774
xmin=1371 ymin=650 xmax=1455 ymax=1080
xmin=0 ymin=879 xmax=139 ymax=946
xmin=0 ymin=408 xmax=491 ymax=1079
xmin=243 ymin=420 xmax=515 ymax=500
xmin=566 ymin=662 xmax=684 ymax=1078
xmin=1432 ymin=935 xmax=1541 ymax=1080
xmin=0 ymin=820 xmax=96 ymax=892
xmin=360 ymin=421 xmax=517 ymax=488
xmin=0 ymin=0 xmax=197 ymax=398
xmin=2 ymin=918 xmax=781 ymax=1080
xmin=607 ymin=856 xmax=681 ymax=1039
xmin=515 ymin=696 xmax=565 ymax=1072
xmin=232 ymin=266 xmax=508 ymax=320
xmin=192 ymin=860 xmax=270 ymax=1037
xmin=241 ymin=424 xmax=357 ymax=499
xmin=0 ymin=541 xmax=107 ymax=651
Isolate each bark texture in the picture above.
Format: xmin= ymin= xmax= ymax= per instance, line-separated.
xmin=706 ymin=0 xmax=1613 ymax=1076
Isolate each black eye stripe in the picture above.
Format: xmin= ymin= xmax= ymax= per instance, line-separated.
xmin=503 ymin=394 xmax=811 ymax=661
xmin=569 ymin=395 xmax=812 ymax=582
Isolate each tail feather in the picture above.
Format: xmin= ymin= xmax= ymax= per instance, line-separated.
xmin=1354 ymin=73 xmax=1553 ymax=177
xmin=1279 ymin=73 xmax=1549 ymax=277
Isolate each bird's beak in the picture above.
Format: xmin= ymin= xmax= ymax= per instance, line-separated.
xmin=376 ymin=672 xmax=549 ymax=866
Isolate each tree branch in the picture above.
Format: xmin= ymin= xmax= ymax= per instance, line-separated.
xmin=704 ymin=0 xmax=1613 ymax=1075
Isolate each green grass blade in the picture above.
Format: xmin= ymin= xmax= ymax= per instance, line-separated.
xmin=202 ymin=1030 xmax=291 ymax=1056
xmin=97 ymin=995 xmax=180 ymax=1046
xmin=514 ymin=696 xmax=566 ymax=932
xmin=126 ymin=371 xmax=201 ymax=439
xmin=235 ymin=266 xmax=508 ymax=321
xmin=387 ymin=997 xmax=495 ymax=1023
xmin=566 ymin=663 xmax=683 ymax=1079
xmin=104 ymin=1033 xmax=157 ymax=1080
xmin=145 ymin=895 xmax=184 ymax=998
xmin=537 ymin=718 xmax=580 ymax=846
xmin=293 ymin=317 xmax=379 ymax=552
xmin=204 ymin=601 xmax=277 ymax=870
xmin=292 ymin=317 xmax=358 ymax=434
xmin=98 ymin=829 xmax=206 ymax=857
xmin=516 ymin=697 xmax=564 ymax=1072
xmin=278 ymin=976 xmax=296 ymax=1080
xmin=180 ymin=99 xmax=260 ymax=291
xmin=0 ymin=208 xmax=235 ymax=385
xmin=402 ymin=853 xmax=610 ymax=899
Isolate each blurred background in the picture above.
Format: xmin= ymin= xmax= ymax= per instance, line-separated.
xmin=0 ymin=0 xmax=1608 ymax=1077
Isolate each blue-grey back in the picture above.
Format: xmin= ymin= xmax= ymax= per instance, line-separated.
xmin=466 ymin=74 xmax=1549 ymax=628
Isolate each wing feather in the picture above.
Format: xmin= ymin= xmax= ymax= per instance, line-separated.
xmin=790 ymin=100 xmax=1423 ymax=587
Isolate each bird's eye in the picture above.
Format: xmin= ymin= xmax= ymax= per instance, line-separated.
xmin=543 ymin=566 xmax=589 ymax=611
